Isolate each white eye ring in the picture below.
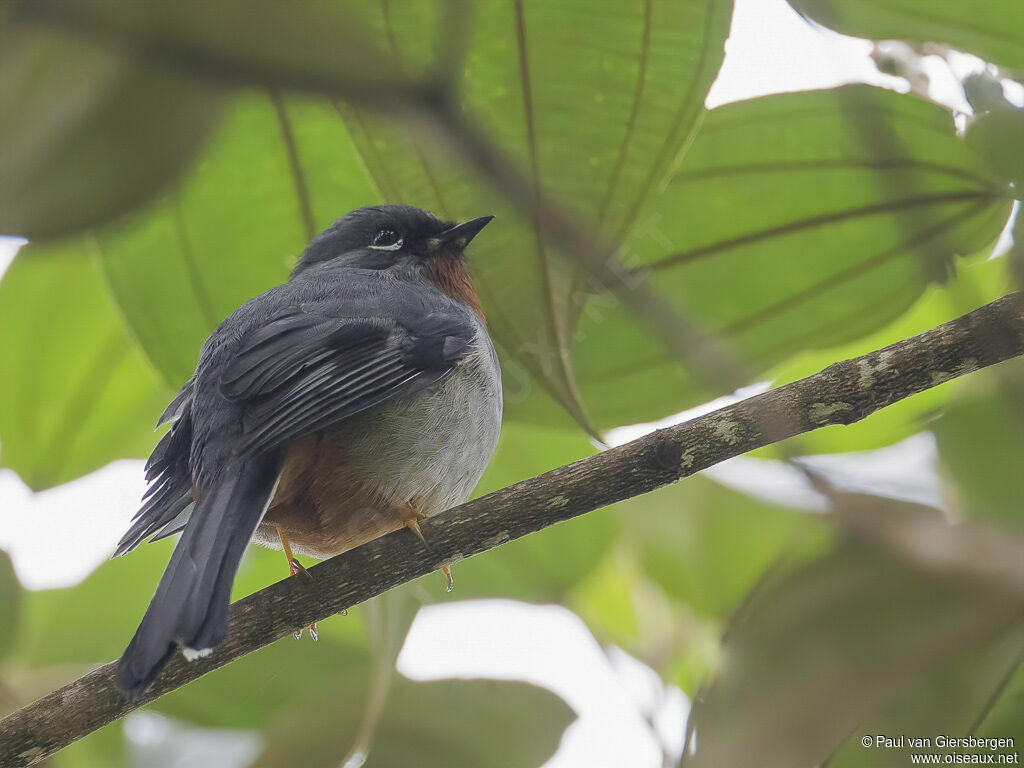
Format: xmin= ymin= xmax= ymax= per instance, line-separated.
xmin=369 ymin=229 xmax=403 ymax=251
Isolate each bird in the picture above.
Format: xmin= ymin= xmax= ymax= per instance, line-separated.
xmin=114 ymin=205 xmax=503 ymax=699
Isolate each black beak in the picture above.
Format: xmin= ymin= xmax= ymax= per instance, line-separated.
xmin=430 ymin=216 xmax=494 ymax=255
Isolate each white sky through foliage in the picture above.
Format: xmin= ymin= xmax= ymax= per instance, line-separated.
xmin=0 ymin=0 xmax=1002 ymax=764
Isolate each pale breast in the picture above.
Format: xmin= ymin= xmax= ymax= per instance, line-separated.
xmin=330 ymin=330 xmax=503 ymax=516
xmin=256 ymin=323 xmax=502 ymax=558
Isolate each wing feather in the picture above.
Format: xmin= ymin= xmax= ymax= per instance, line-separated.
xmin=223 ymin=308 xmax=476 ymax=457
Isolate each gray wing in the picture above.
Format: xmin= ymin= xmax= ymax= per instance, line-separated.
xmin=221 ymin=308 xmax=476 ymax=456
xmin=116 ymin=303 xmax=477 ymax=556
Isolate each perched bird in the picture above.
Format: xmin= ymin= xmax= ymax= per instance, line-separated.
xmin=115 ymin=205 xmax=502 ymax=699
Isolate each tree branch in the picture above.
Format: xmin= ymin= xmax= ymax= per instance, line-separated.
xmin=3 ymin=293 xmax=1024 ymax=767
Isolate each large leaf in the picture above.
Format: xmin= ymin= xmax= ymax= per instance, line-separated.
xmin=766 ymin=250 xmax=1011 ymax=455
xmin=789 ymin=0 xmax=1024 ymax=70
xmin=0 ymin=20 xmax=223 ymax=239
xmin=0 ymin=245 xmax=172 ymax=489
xmin=336 ymin=0 xmax=733 ymax=428
xmin=966 ymin=97 xmax=1024 ymax=192
xmin=16 ymin=0 xmax=405 ymax=107
xmin=974 ymin=657 xmax=1024 ymax=751
xmin=49 ymin=722 xmax=126 ymax=768
xmin=825 ymin=627 xmax=1024 ymax=768
xmin=933 ymin=360 xmax=1024 ymax=531
xmin=253 ymin=676 xmax=574 ymax=768
xmin=16 ymin=538 xmax=177 ymax=669
xmin=96 ymin=93 xmax=379 ymax=384
xmin=571 ymin=85 xmax=1014 ymax=428
xmin=0 ymin=550 xmax=21 ymax=664
xmin=83 ymin=0 xmax=731 ymax=431
xmin=686 ymin=542 xmax=1024 ymax=768
xmin=618 ymin=475 xmax=826 ymax=619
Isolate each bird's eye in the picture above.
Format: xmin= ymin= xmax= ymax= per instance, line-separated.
xmin=369 ymin=229 xmax=403 ymax=250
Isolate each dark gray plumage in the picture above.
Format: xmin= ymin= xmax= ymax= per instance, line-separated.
xmin=117 ymin=206 xmax=501 ymax=699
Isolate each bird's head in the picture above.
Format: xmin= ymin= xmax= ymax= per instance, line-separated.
xmin=293 ymin=204 xmax=492 ymax=280
xmin=292 ymin=205 xmax=492 ymax=318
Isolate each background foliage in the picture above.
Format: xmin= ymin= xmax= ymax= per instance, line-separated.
xmin=1 ymin=0 xmax=1023 ymax=766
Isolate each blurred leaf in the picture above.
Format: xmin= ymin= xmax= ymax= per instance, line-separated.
xmin=1012 ymin=203 xmax=1024 ymax=290
xmin=336 ymin=586 xmax=426 ymax=768
xmin=826 ymin=627 xmax=1024 ymax=767
xmin=0 ymin=551 xmax=22 ymax=663
xmin=0 ymin=23 xmax=223 ymax=239
xmin=975 ymin=654 xmax=1024 ymax=747
xmin=16 ymin=538 xmax=173 ymax=668
xmin=570 ymin=554 xmax=645 ymax=652
xmin=0 ymin=244 xmax=172 ymax=489
xmin=934 ymin=360 xmax=1024 ymax=530
xmin=766 ymin=251 xmax=1011 ymax=454
xmin=788 ymin=0 xmax=1024 ymax=70
xmin=152 ymin=632 xmax=370 ymax=731
xmin=687 ymin=542 xmax=1024 ymax=768
xmin=141 ymin=535 xmax=374 ymax=731
xmin=12 ymin=535 xmax=373 ymax=731
xmin=573 ymin=85 xmax=1014 ymax=428
xmin=19 ymin=0 xmax=405 ymax=106
xmin=254 ymin=676 xmax=574 ymax=768
xmin=621 ymin=475 xmax=827 ymax=618
xmin=570 ymin=552 xmax=724 ymax=695
xmin=72 ymin=0 xmax=731 ymax=431
xmin=339 ymin=0 xmax=733 ymax=429
xmin=967 ymin=102 xmax=1024 ymax=192
xmin=49 ymin=721 xmax=126 ymax=768
xmin=96 ymin=93 xmax=378 ymax=384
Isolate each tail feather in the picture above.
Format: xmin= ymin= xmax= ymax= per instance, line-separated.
xmin=117 ymin=454 xmax=280 ymax=699
xmin=114 ymin=410 xmax=195 ymax=559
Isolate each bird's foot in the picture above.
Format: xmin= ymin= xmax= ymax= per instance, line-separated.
xmin=278 ymin=527 xmax=319 ymax=640
xmin=292 ymin=622 xmax=319 ymax=641
xmin=402 ymin=510 xmax=454 ymax=593
xmin=288 ymin=557 xmax=314 ymax=583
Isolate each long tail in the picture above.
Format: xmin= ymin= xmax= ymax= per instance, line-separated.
xmin=118 ymin=454 xmax=280 ymax=699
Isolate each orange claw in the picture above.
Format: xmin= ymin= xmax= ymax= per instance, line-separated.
xmin=278 ymin=526 xmax=318 ymax=640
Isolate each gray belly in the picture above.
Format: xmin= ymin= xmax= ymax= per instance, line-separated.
xmin=327 ymin=335 xmax=503 ymax=517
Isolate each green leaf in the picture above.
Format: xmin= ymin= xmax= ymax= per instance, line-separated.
xmin=19 ymin=0 xmax=406 ymax=106
xmin=0 ymin=22 xmax=223 ymax=239
xmin=1012 ymin=200 xmax=1024 ymax=289
xmin=253 ymin=676 xmax=575 ymax=768
xmin=686 ymin=542 xmax=1024 ymax=768
xmin=49 ymin=722 xmax=126 ymax=768
xmin=570 ymin=552 xmax=725 ymax=695
xmin=152 ymin=630 xmax=371 ymax=731
xmin=825 ymin=627 xmax=1024 ymax=768
xmin=17 ymin=538 xmax=175 ymax=669
xmin=86 ymin=0 xmax=731 ymax=429
xmin=0 ymin=551 xmax=22 ymax=663
xmin=3 ymin=0 xmax=732 ymax=451
xmin=789 ymin=0 xmax=1024 ymax=70
xmin=335 ymin=586 xmax=427 ymax=768
xmin=0 ymin=244 xmax=173 ymax=489
xmin=967 ymin=102 xmax=1024 ymax=192
xmin=336 ymin=0 xmax=733 ymax=429
xmin=766 ymin=250 xmax=1011 ymax=455
xmin=619 ymin=475 xmax=827 ymax=618
xmin=572 ymin=85 xmax=1014 ymax=428
xmin=933 ymin=360 xmax=1024 ymax=530
xmin=975 ymin=656 xmax=1024 ymax=749
xmin=95 ymin=93 xmax=379 ymax=385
